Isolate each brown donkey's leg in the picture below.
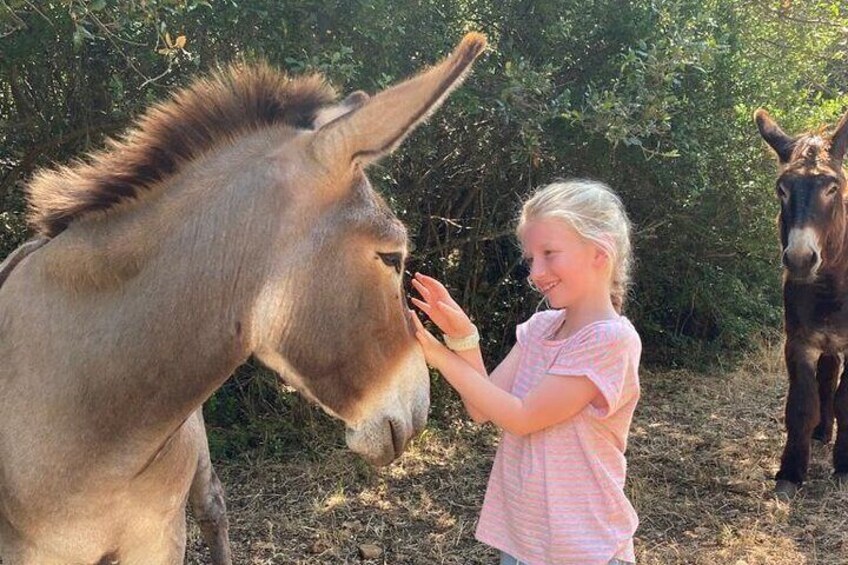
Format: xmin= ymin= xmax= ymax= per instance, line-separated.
xmin=189 ymin=411 xmax=233 ymax=565
xmin=832 ymin=366 xmax=848 ymax=483
xmin=813 ymin=354 xmax=840 ymax=444
xmin=776 ymin=342 xmax=821 ymax=498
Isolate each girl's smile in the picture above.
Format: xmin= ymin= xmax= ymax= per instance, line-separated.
xmin=537 ymin=280 xmax=560 ymax=294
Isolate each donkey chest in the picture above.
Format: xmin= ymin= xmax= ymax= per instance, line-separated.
xmin=0 ymin=417 xmax=199 ymax=564
xmin=786 ymin=281 xmax=848 ymax=344
xmin=795 ymin=305 xmax=848 ymax=340
xmin=805 ymin=330 xmax=848 ymax=353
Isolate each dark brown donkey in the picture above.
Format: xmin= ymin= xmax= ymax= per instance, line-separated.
xmin=755 ymin=108 xmax=848 ymax=498
xmin=0 ymin=34 xmax=486 ymax=564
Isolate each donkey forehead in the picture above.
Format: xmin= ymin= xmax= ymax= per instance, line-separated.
xmin=780 ymin=171 xmax=841 ymax=189
xmin=332 ymin=177 xmax=408 ymax=246
xmin=783 ymin=136 xmax=845 ymax=178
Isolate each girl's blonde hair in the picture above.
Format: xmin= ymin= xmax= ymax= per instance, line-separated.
xmin=516 ymin=179 xmax=633 ymax=313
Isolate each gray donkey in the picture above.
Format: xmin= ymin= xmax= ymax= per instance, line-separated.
xmin=0 ymin=34 xmax=486 ymax=564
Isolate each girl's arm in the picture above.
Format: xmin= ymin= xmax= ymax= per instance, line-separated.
xmin=412 ymin=315 xmax=600 ymax=436
xmin=458 ymin=344 xmax=522 ymax=424
xmin=410 ymin=273 xmax=520 ymax=422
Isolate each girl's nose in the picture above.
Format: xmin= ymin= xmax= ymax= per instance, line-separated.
xmin=529 ymin=259 xmax=546 ymax=279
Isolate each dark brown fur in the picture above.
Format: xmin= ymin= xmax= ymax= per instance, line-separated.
xmin=755 ymin=108 xmax=848 ymax=493
xmin=27 ymin=63 xmax=337 ymax=237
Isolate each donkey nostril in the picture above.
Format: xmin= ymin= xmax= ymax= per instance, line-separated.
xmin=783 ymin=248 xmax=820 ymax=272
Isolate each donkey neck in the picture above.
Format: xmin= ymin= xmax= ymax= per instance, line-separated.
xmin=16 ymin=128 xmax=308 ymax=468
xmin=818 ymin=200 xmax=848 ymax=281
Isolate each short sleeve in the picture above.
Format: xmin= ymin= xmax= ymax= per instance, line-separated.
xmin=516 ymin=318 xmax=530 ymax=348
xmin=547 ymin=321 xmax=639 ymax=418
xmin=516 ymin=310 xmax=564 ymax=349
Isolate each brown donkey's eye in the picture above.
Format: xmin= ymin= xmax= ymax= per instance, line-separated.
xmin=377 ymin=252 xmax=403 ymax=273
xmin=777 ymin=183 xmax=789 ymax=201
xmin=825 ymin=183 xmax=840 ymax=197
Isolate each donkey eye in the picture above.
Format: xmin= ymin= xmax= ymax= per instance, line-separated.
xmin=377 ymin=252 xmax=403 ymax=273
xmin=825 ymin=183 xmax=839 ymax=197
xmin=776 ymin=183 xmax=789 ymax=201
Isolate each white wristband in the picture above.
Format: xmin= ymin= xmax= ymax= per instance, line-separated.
xmin=443 ymin=326 xmax=480 ymax=351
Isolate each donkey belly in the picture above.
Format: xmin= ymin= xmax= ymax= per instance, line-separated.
xmin=0 ymin=417 xmax=203 ymax=565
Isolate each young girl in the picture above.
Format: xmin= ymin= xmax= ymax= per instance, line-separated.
xmin=411 ymin=179 xmax=640 ymax=565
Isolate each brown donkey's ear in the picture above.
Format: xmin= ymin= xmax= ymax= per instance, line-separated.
xmin=754 ymin=108 xmax=795 ymax=163
xmin=311 ymin=33 xmax=487 ymax=166
xmin=829 ymin=110 xmax=848 ymax=164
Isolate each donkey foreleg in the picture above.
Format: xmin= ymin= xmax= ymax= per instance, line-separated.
xmin=188 ymin=411 xmax=232 ymax=565
xmin=776 ymin=343 xmax=821 ymax=495
xmin=832 ymin=369 xmax=848 ymax=482
xmin=813 ymin=354 xmax=840 ymax=444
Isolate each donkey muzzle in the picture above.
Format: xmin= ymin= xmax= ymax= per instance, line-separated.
xmin=345 ymin=416 xmax=418 ymax=467
xmin=783 ymin=246 xmax=821 ymax=279
xmin=783 ymin=228 xmax=822 ymax=279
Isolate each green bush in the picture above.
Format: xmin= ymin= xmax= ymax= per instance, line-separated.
xmin=2 ymin=0 xmax=846 ymax=448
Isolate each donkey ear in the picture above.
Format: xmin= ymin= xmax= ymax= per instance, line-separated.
xmin=754 ymin=108 xmax=795 ymax=163
xmin=312 ymin=91 xmax=370 ymax=130
xmin=0 ymin=237 xmax=49 ymax=288
xmin=311 ymin=33 xmax=486 ymax=166
xmin=829 ymin=110 xmax=848 ymax=163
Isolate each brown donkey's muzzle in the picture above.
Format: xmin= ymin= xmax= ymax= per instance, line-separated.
xmin=783 ymin=227 xmax=823 ymax=280
xmin=783 ymin=247 xmax=820 ymax=278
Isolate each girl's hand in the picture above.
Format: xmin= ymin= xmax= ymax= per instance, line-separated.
xmin=410 ymin=273 xmax=475 ymax=338
xmin=411 ymin=310 xmax=453 ymax=370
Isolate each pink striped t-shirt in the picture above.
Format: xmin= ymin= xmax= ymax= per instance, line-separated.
xmin=475 ymin=309 xmax=641 ymax=565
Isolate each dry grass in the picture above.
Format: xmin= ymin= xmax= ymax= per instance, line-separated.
xmin=187 ymin=342 xmax=848 ymax=564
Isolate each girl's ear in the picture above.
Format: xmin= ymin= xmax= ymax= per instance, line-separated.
xmin=592 ymin=246 xmax=609 ymax=270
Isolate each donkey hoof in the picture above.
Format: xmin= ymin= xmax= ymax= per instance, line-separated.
xmin=774 ymin=480 xmax=799 ymax=500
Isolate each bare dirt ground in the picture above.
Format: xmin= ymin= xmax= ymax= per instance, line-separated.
xmin=186 ymin=342 xmax=848 ymax=564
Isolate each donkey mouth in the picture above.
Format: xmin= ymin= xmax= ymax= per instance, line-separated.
xmin=784 ymin=264 xmax=821 ymax=283
xmin=345 ymin=417 xmax=413 ymax=467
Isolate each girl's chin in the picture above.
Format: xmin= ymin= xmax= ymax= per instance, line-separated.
xmin=545 ymin=294 xmax=569 ymax=309
xmin=545 ymin=288 xmax=581 ymax=309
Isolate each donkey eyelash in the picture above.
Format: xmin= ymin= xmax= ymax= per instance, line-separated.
xmin=376 ymin=252 xmax=403 ymax=273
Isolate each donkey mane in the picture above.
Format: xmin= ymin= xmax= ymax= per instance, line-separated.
xmin=786 ymin=134 xmax=835 ymax=171
xmin=27 ymin=63 xmax=337 ymax=237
